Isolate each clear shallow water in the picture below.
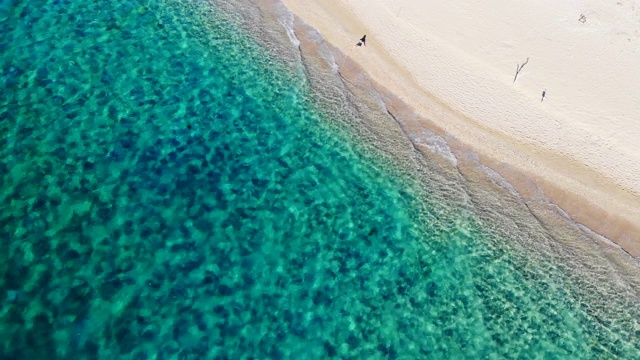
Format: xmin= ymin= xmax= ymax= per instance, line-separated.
xmin=1 ymin=0 xmax=640 ymax=359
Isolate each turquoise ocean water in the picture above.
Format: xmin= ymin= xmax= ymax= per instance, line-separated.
xmin=2 ymin=0 xmax=640 ymax=358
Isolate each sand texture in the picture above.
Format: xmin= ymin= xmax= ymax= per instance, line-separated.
xmin=280 ymin=0 xmax=640 ymax=256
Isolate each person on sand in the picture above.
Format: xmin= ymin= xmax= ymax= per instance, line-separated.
xmin=351 ymin=35 xmax=367 ymax=50
xmin=541 ymin=90 xmax=546 ymax=102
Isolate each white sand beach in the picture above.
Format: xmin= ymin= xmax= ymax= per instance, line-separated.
xmin=280 ymin=0 xmax=640 ymax=255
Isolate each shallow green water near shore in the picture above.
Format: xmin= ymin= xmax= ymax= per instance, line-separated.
xmin=1 ymin=0 xmax=640 ymax=358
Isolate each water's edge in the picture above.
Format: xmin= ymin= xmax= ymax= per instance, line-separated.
xmin=261 ymin=1 xmax=639 ymax=261
xmin=246 ymin=0 xmax=640 ymax=342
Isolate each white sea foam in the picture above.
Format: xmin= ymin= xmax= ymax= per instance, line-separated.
xmin=277 ymin=7 xmax=299 ymax=48
xmin=409 ymin=129 xmax=457 ymax=166
xmin=478 ymin=163 xmax=521 ymax=199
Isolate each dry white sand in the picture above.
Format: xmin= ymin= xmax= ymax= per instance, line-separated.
xmin=280 ymin=0 xmax=640 ymax=255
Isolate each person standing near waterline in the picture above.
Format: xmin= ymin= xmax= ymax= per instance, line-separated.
xmin=351 ymin=35 xmax=366 ymax=49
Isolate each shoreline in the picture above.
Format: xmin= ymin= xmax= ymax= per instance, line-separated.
xmin=279 ymin=0 xmax=640 ymax=257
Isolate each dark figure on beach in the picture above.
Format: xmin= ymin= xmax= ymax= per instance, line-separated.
xmin=352 ymin=35 xmax=366 ymax=49
xmin=541 ymin=90 xmax=546 ymax=102
xmin=359 ymin=35 xmax=366 ymax=46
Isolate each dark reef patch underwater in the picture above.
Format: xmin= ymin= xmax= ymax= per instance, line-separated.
xmin=2 ymin=0 xmax=640 ymax=358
